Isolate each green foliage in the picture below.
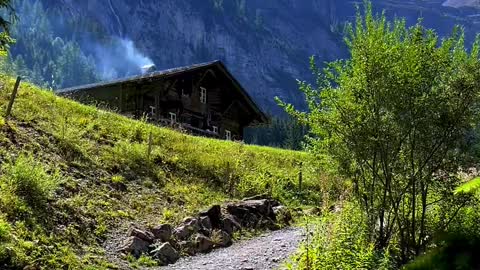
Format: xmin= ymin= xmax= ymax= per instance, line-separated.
xmin=455 ymin=177 xmax=480 ymax=195
xmin=279 ymin=0 xmax=480 ymax=262
xmin=0 ymin=154 xmax=59 ymax=220
xmin=0 ymin=0 xmax=15 ymax=52
xmin=1 ymin=0 xmax=98 ymax=89
xmin=287 ymin=203 xmax=395 ymax=270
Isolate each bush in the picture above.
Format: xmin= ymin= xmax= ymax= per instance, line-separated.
xmin=0 ymin=154 xmax=59 ymax=219
xmin=287 ymin=202 xmax=396 ymax=270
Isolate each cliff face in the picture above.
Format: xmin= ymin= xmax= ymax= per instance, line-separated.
xmin=41 ymin=0 xmax=480 ymax=114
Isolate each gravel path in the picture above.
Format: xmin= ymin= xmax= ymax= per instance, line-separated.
xmin=159 ymin=228 xmax=304 ymax=270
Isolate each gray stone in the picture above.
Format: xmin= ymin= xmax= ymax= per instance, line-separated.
xmin=199 ymin=216 xmax=213 ymax=233
xmin=150 ymin=242 xmax=180 ymax=265
xmin=199 ymin=205 xmax=222 ymax=228
xmin=273 ymin=205 xmax=292 ymax=224
xmin=127 ymin=227 xmax=154 ymax=243
xmin=151 ymin=224 xmax=172 ymax=242
xmin=118 ymin=236 xmax=150 ymax=257
xmin=173 ymin=225 xmax=192 ymax=240
xmin=212 ymin=230 xmax=232 ymax=247
xmin=226 ymin=199 xmax=276 ymax=223
xmin=184 ymin=217 xmax=201 ymax=231
xmin=194 ymin=234 xmax=214 ymax=253
xmin=178 ymin=240 xmax=196 ymax=256
xmin=221 ymin=214 xmax=242 ymax=235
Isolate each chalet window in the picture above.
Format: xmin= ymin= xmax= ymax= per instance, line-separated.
xmin=225 ymin=130 xmax=232 ymax=140
xmin=149 ymin=106 xmax=156 ymax=117
xmin=200 ymin=87 xmax=207 ymax=104
xmin=169 ymin=112 xmax=177 ymax=124
xmin=213 ymin=126 xmax=218 ymax=134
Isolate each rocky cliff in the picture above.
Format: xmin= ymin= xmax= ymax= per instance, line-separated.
xmin=39 ymin=0 xmax=480 ymax=114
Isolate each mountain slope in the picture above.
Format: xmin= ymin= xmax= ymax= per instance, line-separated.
xmin=0 ymin=76 xmax=329 ymax=269
xmin=10 ymin=0 xmax=480 ymax=115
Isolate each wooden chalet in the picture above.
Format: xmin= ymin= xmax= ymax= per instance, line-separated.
xmin=58 ymin=61 xmax=268 ymax=140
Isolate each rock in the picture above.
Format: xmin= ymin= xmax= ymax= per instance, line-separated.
xmin=151 ymin=242 xmax=180 ymax=265
xmin=199 ymin=216 xmax=213 ymax=234
xmin=305 ymin=207 xmax=322 ymax=216
xmin=178 ymin=240 xmax=197 ymax=256
xmin=242 ymin=193 xmax=270 ymax=201
xmin=118 ymin=236 xmax=150 ymax=257
xmin=221 ymin=214 xmax=242 ymax=235
xmin=151 ymin=224 xmax=172 ymax=242
xmin=273 ymin=205 xmax=293 ymax=225
xmin=127 ymin=227 xmax=154 ymax=243
xmin=258 ymin=217 xmax=279 ymax=230
xmin=194 ymin=234 xmax=214 ymax=253
xmin=173 ymin=225 xmax=192 ymax=240
xmin=227 ymin=199 xmax=276 ymax=222
xmin=199 ymin=205 xmax=222 ymax=228
xmin=212 ymin=230 xmax=232 ymax=247
xmin=184 ymin=217 xmax=201 ymax=232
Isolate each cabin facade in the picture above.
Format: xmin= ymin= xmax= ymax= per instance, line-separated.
xmin=58 ymin=61 xmax=268 ymax=140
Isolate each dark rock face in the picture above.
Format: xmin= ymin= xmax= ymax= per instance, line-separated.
xmin=34 ymin=1 xmax=480 ymax=115
xmin=200 ymin=205 xmax=222 ymax=229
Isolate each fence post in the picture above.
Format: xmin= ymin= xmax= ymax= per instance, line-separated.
xmin=5 ymin=76 xmax=21 ymax=119
xmin=298 ymin=161 xmax=303 ymax=194
xmin=147 ymin=131 xmax=153 ymax=160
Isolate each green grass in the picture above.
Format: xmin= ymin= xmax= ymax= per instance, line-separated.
xmin=455 ymin=177 xmax=480 ymax=195
xmin=0 ymin=75 xmax=332 ymax=269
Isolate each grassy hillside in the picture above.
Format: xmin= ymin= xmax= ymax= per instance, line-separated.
xmin=0 ymin=75 xmax=333 ymax=269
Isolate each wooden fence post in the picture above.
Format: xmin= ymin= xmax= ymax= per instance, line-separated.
xmin=5 ymin=76 xmax=21 ymax=119
xmin=147 ymin=131 xmax=153 ymax=160
xmin=298 ymin=161 xmax=303 ymax=194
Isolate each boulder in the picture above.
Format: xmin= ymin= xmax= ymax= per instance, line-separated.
xmin=194 ymin=234 xmax=214 ymax=253
xmin=199 ymin=216 xmax=213 ymax=235
xmin=199 ymin=205 xmax=222 ymax=228
xmin=184 ymin=217 xmax=201 ymax=232
xmin=221 ymin=214 xmax=242 ymax=235
xmin=212 ymin=230 xmax=232 ymax=247
xmin=273 ymin=205 xmax=293 ymax=225
xmin=118 ymin=236 xmax=150 ymax=257
xmin=150 ymin=242 xmax=180 ymax=265
xmin=178 ymin=240 xmax=196 ymax=256
xmin=242 ymin=193 xmax=270 ymax=201
xmin=173 ymin=225 xmax=192 ymax=240
xmin=226 ymin=199 xmax=276 ymax=222
xmin=127 ymin=227 xmax=154 ymax=243
xmin=151 ymin=224 xmax=172 ymax=242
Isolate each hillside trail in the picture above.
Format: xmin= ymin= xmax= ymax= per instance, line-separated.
xmin=158 ymin=227 xmax=304 ymax=270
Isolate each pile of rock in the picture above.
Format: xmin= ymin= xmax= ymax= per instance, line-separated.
xmin=117 ymin=197 xmax=292 ymax=266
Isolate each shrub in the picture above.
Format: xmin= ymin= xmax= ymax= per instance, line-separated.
xmin=287 ymin=202 xmax=396 ymax=270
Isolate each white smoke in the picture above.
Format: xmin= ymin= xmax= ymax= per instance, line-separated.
xmin=93 ymin=37 xmax=155 ymax=80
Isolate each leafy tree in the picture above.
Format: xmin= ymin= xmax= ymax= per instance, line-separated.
xmin=2 ymin=0 xmax=98 ymax=89
xmin=0 ymin=0 xmax=15 ymax=53
xmin=278 ymin=1 xmax=480 ymax=261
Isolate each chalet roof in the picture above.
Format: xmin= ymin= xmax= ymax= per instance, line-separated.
xmin=58 ymin=60 xmax=268 ymax=124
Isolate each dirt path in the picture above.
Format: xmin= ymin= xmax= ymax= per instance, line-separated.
xmin=159 ymin=228 xmax=304 ymax=270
